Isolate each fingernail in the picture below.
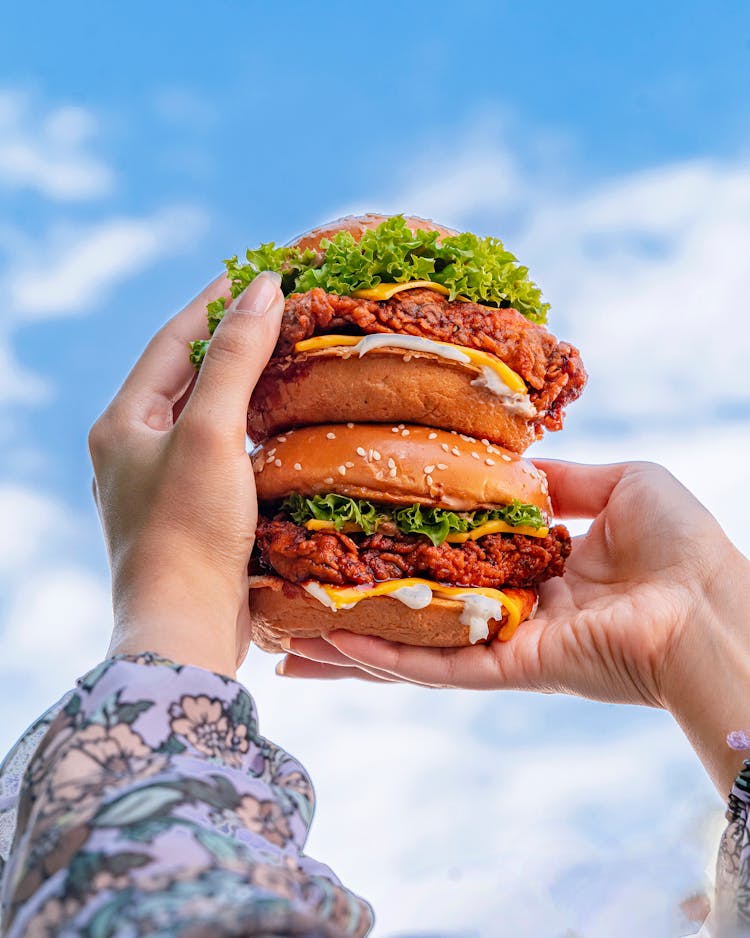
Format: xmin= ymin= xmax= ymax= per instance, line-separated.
xmin=233 ymin=271 xmax=281 ymax=316
xmin=279 ymin=636 xmax=292 ymax=652
xmin=275 ymin=658 xmax=288 ymax=676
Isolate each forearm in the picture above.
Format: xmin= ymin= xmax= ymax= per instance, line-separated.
xmin=663 ymin=543 xmax=750 ymax=797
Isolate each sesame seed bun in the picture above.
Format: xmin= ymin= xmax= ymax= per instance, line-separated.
xmin=247 ymin=346 xmax=538 ymax=454
xmin=248 ymin=576 xmax=538 ymax=652
xmin=252 ymin=423 xmax=552 ymax=514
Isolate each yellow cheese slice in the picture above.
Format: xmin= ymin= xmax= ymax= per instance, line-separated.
xmin=351 ymin=281 xmax=451 ymax=300
xmin=293 ymin=333 xmax=526 ymax=394
xmin=304 ymin=519 xmax=361 ymax=533
xmin=445 ymin=520 xmax=549 ymax=541
xmin=306 ymin=517 xmax=547 ymax=540
xmin=310 ymin=577 xmax=521 ymax=640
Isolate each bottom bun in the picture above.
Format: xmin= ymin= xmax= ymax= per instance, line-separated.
xmin=248 ymin=577 xmax=537 ymax=653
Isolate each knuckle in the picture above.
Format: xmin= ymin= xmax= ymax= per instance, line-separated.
xmin=88 ymin=411 xmax=118 ymax=459
xmin=205 ymin=317 xmax=255 ymax=366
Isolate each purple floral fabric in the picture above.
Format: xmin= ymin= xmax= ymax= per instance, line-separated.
xmin=0 ymin=654 xmax=373 ymax=937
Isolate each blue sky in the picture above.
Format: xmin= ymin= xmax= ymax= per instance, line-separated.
xmin=2 ymin=4 xmax=750 ymax=935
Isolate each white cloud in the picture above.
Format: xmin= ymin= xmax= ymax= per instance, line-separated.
xmin=336 ymin=131 xmax=750 ymax=433
xmin=6 ymin=206 xmax=208 ymax=319
xmin=0 ymin=90 xmax=113 ymax=200
xmin=0 ymin=486 xmax=108 ymax=755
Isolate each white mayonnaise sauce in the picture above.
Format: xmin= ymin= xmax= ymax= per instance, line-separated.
xmin=452 ymin=592 xmax=505 ymax=644
xmin=353 ymin=333 xmax=472 ymax=365
xmin=388 ymin=583 xmax=434 ymax=609
xmin=470 ymin=368 xmax=536 ymax=417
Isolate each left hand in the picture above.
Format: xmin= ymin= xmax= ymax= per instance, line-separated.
xmin=89 ymin=271 xmax=284 ymax=677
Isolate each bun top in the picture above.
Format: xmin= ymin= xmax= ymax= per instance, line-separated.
xmin=253 ymin=423 xmax=552 ymax=514
xmin=288 ymin=214 xmax=459 ymax=254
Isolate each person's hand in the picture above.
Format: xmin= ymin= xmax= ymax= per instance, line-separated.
xmin=89 ymin=271 xmax=284 ymax=678
xmin=278 ymin=461 xmax=750 ymax=793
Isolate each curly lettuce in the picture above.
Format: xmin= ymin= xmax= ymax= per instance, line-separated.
xmin=280 ymin=494 xmax=546 ymax=547
xmin=190 ymin=216 xmax=549 ymax=365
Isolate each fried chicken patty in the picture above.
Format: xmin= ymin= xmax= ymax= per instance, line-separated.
xmin=276 ymin=288 xmax=586 ymax=431
xmin=255 ymin=518 xmax=571 ymax=590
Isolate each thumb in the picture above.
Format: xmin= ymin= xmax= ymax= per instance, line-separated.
xmin=183 ymin=271 xmax=284 ymax=440
xmin=532 ymin=459 xmax=630 ymax=519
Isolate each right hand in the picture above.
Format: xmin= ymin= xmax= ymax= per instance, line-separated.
xmin=280 ymin=461 xmax=750 ymax=794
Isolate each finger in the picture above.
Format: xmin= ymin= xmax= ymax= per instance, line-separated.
xmin=281 ymin=637 xmax=403 ymax=683
xmin=532 ymin=459 xmax=631 ymax=519
xmin=276 ymin=656 xmax=395 ymax=683
xmin=113 ymin=273 xmax=231 ymax=430
xmin=183 ymin=272 xmax=284 ymax=443
xmin=324 ymin=623 xmax=551 ymax=691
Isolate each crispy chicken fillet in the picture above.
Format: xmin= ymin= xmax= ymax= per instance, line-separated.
xmin=277 ymin=288 xmax=586 ymax=431
xmin=255 ymin=518 xmax=571 ymax=590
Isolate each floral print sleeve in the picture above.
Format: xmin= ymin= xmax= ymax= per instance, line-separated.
xmin=0 ymin=654 xmax=373 ymax=938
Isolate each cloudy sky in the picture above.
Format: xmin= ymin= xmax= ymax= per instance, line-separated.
xmin=1 ymin=3 xmax=749 ymax=935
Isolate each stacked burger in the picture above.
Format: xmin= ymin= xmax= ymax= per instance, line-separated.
xmin=191 ymin=215 xmax=586 ymax=652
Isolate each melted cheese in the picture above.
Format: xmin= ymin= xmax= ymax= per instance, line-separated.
xmin=445 ymin=520 xmax=549 ymax=541
xmin=305 ymin=518 xmax=548 ymax=540
xmin=304 ymin=519 xmax=361 ymax=533
xmin=293 ymin=333 xmax=527 ymax=395
xmin=351 ymin=281 xmax=451 ymax=301
xmin=302 ymin=577 xmax=522 ymax=642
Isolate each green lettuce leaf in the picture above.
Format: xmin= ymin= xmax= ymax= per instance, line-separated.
xmin=391 ymin=504 xmax=471 ymax=547
xmin=281 ymin=494 xmax=546 ymax=546
xmin=282 ymin=493 xmax=382 ymax=535
xmin=191 ymin=216 xmax=549 ymax=365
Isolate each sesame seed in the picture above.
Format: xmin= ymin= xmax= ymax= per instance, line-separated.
xmin=481 ymin=438 xmax=489 ymax=445
xmin=278 ymin=436 xmax=288 ymax=443
xmin=501 ymin=454 xmax=512 ymax=462
xmin=471 ymin=452 xmax=480 ymax=460
xmin=426 ymin=475 xmax=434 ymax=486
xmin=345 ymin=461 xmax=354 ymax=468
xmin=347 ymin=422 xmax=354 ymax=428
xmin=391 ymin=427 xmax=400 ymax=433
xmin=293 ymin=463 xmax=302 ymax=471
xmin=428 ymin=432 xmax=438 ymax=440
xmin=424 ymin=464 xmax=435 ymax=473
xmin=373 ymin=450 xmax=381 ymax=460
xmin=274 ymin=459 xmax=282 ymax=467
xmin=389 ymin=467 xmax=397 ymax=478
xmin=401 ymin=429 xmax=410 ymax=436
xmin=441 ymin=443 xmax=450 ymax=453
xmin=326 ymin=432 xmax=336 ymax=440
xmin=324 ymin=477 xmax=334 ymax=484
xmin=437 ymin=463 xmax=448 ymax=470
xmin=451 ymin=446 xmax=461 ymax=456
xmin=397 ymin=424 xmax=405 ymax=429
xmin=266 ymin=449 xmax=276 ymax=458
xmin=403 ymin=353 xmax=413 ymax=362
xmin=459 ymin=434 xmax=472 ymax=442
xmin=486 ymin=458 xmax=495 ymax=466
xmin=488 ymin=446 xmax=500 ymax=455
xmin=388 ymin=458 xmax=396 ymax=471
xmin=375 ymin=470 xmax=385 ymax=480
xmin=337 ymin=465 xmax=347 ymax=476
xmin=357 ymin=447 xmax=367 ymax=457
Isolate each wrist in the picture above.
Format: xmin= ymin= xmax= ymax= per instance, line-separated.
xmin=661 ymin=540 xmax=750 ymax=795
xmin=109 ymin=565 xmax=248 ymax=678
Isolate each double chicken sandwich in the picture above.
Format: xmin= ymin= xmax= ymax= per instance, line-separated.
xmin=192 ymin=214 xmax=586 ymax=454
xmin=192 ymin=215 xmax=585 ymax=651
